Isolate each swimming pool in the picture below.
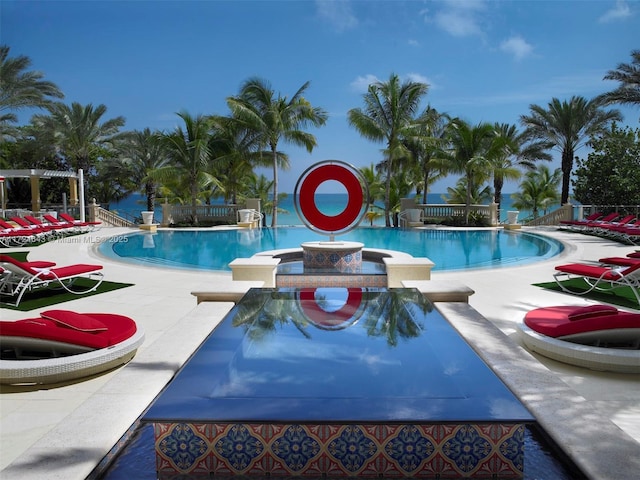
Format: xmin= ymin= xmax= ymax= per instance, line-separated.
xmin=99 ymin=227 xmax=563 ymax=272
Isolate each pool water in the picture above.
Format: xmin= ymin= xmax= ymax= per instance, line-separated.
xmin=96 ymin=286 xmax=583 ymax=479
xmin=100 ymin=227 xmax=563 ymax=272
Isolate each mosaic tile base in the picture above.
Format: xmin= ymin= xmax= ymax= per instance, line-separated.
xmin=153 ymin=422 xmax=525 ymax=478
xmin=303 ymin=248 xmax=362 ymax=272
xmin=276 ymin=274 xmax=387 ymax=288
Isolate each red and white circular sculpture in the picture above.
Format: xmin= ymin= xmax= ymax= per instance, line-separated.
xmin=294 ymin=160 xmax=368 ymax=237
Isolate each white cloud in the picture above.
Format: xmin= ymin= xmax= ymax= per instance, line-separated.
xmin=408 ymin=39 xmax=420 ymax=47
xmin=315 ymin=0 xmax=358 ymax=31
xmin=500 ymin=35 xmax=534 ymax=61
xmin=599 ymin=0 xmax=632 ymax=23
xmin=426 ymin=0 xmax=487 ymax=37
xmin=406 ymin=72 xmax=433 ymax=88
xmin=350 ymin=74 xmax=380 ymax=93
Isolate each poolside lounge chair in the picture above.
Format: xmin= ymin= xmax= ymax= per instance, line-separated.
xmin=588 ymin=215 xmax=637 ymax=236
xmin=518 ymin=305 xmax=640 ymax=372
xmin=0 ymin=309 xmax=144 ymax=384
xmin=58 ymin=212 xmax=101 ymax=231
xmin=0 ymin=255 xmax=104 ymax=307
xmin=43 ymin=214 xmax=82 ymax=232
xmin=0 ymin=219 xmax=45 ymax=245
xmin=9 ymin=216 xmax=58 ymax=238
xmin=24 ymin=215 xmax=75 ymax=235
xmin=558 ymin=211 xmax=603 ymax=229
xmin=553 ymin=262 xmax=640 ymax=305
xmin=598 ymin=256 xmax=640 ymax=267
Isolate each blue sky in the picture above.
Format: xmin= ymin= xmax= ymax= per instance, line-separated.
xmin=3 ymin=0 xmax=639 ymax=193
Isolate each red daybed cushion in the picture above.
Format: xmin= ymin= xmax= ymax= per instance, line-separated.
xmin=524 ymin=305 xmax=640 ymax=338
xmin=0 ymin=312 xmax=137 ymax=349
xmin=40 ymin=310 xmax=108 ymax=332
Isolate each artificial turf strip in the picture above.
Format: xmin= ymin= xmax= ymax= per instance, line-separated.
xmin=533 ymin=279 xmax=640 ymax=311
xmin=0 ymin=279 xmax=134 ymax=312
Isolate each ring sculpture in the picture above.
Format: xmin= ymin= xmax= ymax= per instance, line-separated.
xmin=294 ymin=160 xmax=369 ymax=238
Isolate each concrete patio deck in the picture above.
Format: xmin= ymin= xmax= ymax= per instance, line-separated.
xmin=0 ymin=226 xmax=638 ymax=479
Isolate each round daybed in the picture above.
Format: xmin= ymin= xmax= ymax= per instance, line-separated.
xmin=518 ymin=305 xmax=640 ymax=373
xmin=0 ymin=310 xmax=144 ymax=385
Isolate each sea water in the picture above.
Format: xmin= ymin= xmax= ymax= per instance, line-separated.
xmin=109 ymin=193 xmax=534 ymax=225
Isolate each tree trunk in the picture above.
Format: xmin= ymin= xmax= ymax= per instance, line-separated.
xmin=145 ymin=181 xmax=155 ymax=211
xmin=494 ymin=177 xmax=504 ymax=212
xmin=191 ymin=176 xmax=198 ymax=225
xmin=384 ymin=158 xmax=392 ymax=227
xmin=271 ymin=149 xmax=278 ymax=228
xmin=561 ymin=147 xmax=573 ymax=204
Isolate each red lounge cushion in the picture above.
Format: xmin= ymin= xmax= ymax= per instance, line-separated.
xmin=33 ymin=264 xmax=103 ymax=280
xmin=0 ymin=312 xmax=138 ymax=349
xmin=567 ymin=305 xmax=618 ymax=321
xmin=525 ymin=306 xmax=640 ymax=338
xmin=40 ymin=310 xmax=108 ymax=332
xmin=0 ymin=318 xmax=109 ymax=349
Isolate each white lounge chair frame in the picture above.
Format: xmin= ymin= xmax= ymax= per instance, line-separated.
xmin=0 ymin=263 xmax=104 ymax=307
xmin=553 ymin=264 xmax=640 ymax=306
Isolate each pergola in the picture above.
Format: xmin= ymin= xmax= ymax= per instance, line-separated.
xmin=0 ymin=168 xmax=86 ymax=221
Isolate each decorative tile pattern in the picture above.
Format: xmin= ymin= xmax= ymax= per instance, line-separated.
xmin=154 ymin=422 xmax=525 ymax=478
xmin=302 ymin=248 xmax=362 ymax=272
xmin=277 ymin=274 xmax=387 ymax=288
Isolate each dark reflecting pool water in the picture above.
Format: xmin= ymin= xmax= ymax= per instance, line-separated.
xmin=95 ymin=288 xmax=584 ymax=479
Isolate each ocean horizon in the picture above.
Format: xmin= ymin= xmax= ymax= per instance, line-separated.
xmin=110 ymin=193 xmax=533 ymax=225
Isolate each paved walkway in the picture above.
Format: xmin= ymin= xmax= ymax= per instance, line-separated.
xmin=0 ymin=226 xmax=638 ymax=479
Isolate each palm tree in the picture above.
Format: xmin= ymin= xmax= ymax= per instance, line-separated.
xmin=446 ymin=178 xmax=493 ymax=204
xmin=226 ymin=78 xmax=328 ymax=227
xmin=118 ymin=128 xmax=168 ymax=211
xmin=520 ymin=96 xmax=621 ymax=205
xmin=208 ymin=114 xmax=261 ymax=205
xmin=443 ymin=119 xmax=496 ymax=225
xmin=0 ymin=45 xmax=64 ymax=137
xmin=511 ymin=165 xmax=561 ymax=219
xmin=155 ymin=111 xmax=220 ymax=224
xmin=403 ymin=106 xmax=450 ymax=204
xmin=348 ymin=73 xmax=429 ymax=226
xmin=358 ymin=163 xmax=384 ymax=225
xmin=32 ymin=102 xmax=125 ymax=173
xmin=490 ymin=123 xmax=552 ymax=211
xmin=596 ymin=49 xmax=640 ymax=119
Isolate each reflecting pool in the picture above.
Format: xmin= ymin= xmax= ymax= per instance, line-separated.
xmin=99 ymin=227 xmax=563 ymax=272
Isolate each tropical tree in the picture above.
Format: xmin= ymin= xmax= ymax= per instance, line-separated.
xmin=489 ymin=123 xmax=552 ymax=211
xmin=242 ymin=172 xmax=287 ymax=223
xmin=0 ymin=45 xmax=64 ymax=138
xmin=520 ymin=96 xmax=621 ymax=205
xmin=446 ymin=178 xmax=493 ymax=205
xmin=596 ymin=49 xmax=640 ymax=120
xmin=403 ymin=106 xmax=450 ymax=204
xmin=154 ymin=111 xmax=220 ymax=224
xmin=118 ymin=128 xmax=169 ymax=211
xmin=31 ymin=102 xmax=126 ymax=173
xmin=359 ymin=163 xmax=384 ymax=225
xmin=573 ymin=124 xmax=640 ymax=205
xmin=348 ymin=73 xmax=429 ymax=226
xmin=443 ymin=119 xmax=496 ymax=224
xmin=511 ymin=164 xmax=561 ymax=219
xmin=226 ymin=77 xmax=328 ymax=227
xmin=208 ymin=114 xmax=262 ymax=205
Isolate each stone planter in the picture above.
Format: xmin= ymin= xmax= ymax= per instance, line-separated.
xmin=141 ymin=211 xmax=155 ymax=225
